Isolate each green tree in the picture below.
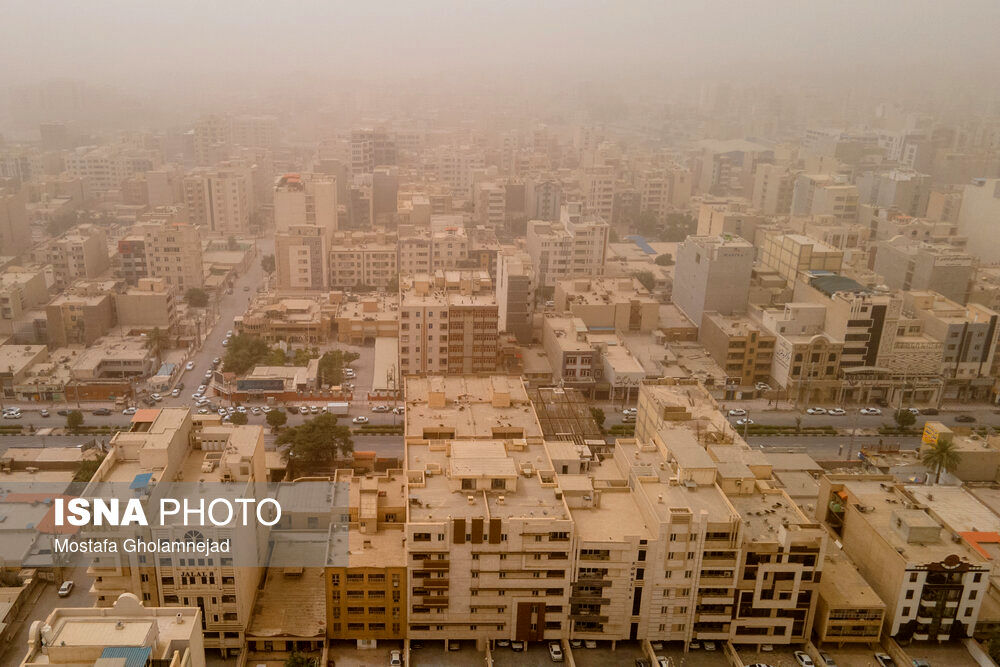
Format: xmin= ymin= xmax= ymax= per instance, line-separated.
xmin=589 ymin=407 xmax=606 ymax=429
xmin=184 ymin=288 xmax=209 ymax=308
xmin=894 ymin=409 xmax=917 ymax=429
xmin=634 ymin=271 xmax=656 ymax=292
xmin=277 ymin=413 xmax=354 ymax=476
xmin=921 ymin=434 xmax=960 ymax=484
xmin=663 ymin=212 xmax=696 ymax=242
xmin=229 ymin=412 xmax=248 ymax=425
xmin=73 ymin=454 xmax=105 ymax=482
xmin=223 ymin=335 xmax=270 ymax=375
xmin=264 ymin=348 xmax=288 ymax=366
xmin=66 ymin=410 xmax=84 ymax=433
xmin=635 ymin=211 xmax=661 ymax=239
xmin=266 ymin=410 xmax=288 ymax=429
xmin=317 ymin=350 xmax=361 ymax=387
xmin=284 ymin=653 xmax=317 ymax=667
xmin=261 ymin=254 xmax=276 ymax=274
xmin=293 ymin=348 xmax=313 ymax=366
xmin=986 ymin=629 xmax=1000 ymax=664
xmin=654 ymin=253 xmax=674 ymax=266
xmin=144 ymin=327 xmax=168 ymax=357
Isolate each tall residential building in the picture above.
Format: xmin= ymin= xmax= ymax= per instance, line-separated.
xmin=553 ymin=276 xmax=660 ymax=333
xmin=275 ymin=225 xmax=328 ymax=291
xmin=328 ymin=231 xmax=398 ymax=290
xmin=699 ymin=312 xmax=776 ymax=389
xmin=873 ymin=239 xmax=977 ymax=304
xmin=0 ymin=267 xmax=48 ymax=334
xmin=193 ymin=114 xmax=232 ymax=165
xmin=372 ymin=166 xmax=399 ymax=226
xmin=273 ymin=172 xmax=338 ymax=236
xmin=32 ymin=223 xmax=110 ymax=290
xmin=526 ymin=203 xmax=609 ymax=289
xmin=759 ymin=233 xmax=844 ymax=286
xmin=695 ymin=200 xmax=766 ymax=239
xmin=0 ymin=187 xmax=31 ymax=257
xmin=45 ymin=282 xmax=116 ymax=347
xmin=672 ymin=235 xmax=754 ymax=327
xmin=183 ymin=164 xmax=251 ymax=234
xmin=664 ymin=165 xmax=693 ymax=208
xmin=135 ymin=218 xmax=205 ymax=291
xmin=474 ymin=181 xmax=506 ymax=231
xmin=857 ymin=169 xmax=932 ymax=217
xmin=791 ymin=174 xmax=859 ymax=222
xmin=399 ymin=271 xmax=498 ymax=376
xmin=752 ymin=163 xmax=797 ymax=215
xmin=351 ymin=128 xmax=396 ymax=175
xmin=958 ymin=178 xmax=1000 ymax=264
xmin=496 ymin=248 xmax=535 ymax=344
xmin=231 ymin=114 xmax=278 ymax=149
xmin=759 ymin=303 xmax=844 ymax=405
xmin=579 ymin=166 xmax=615 ymax=222
xmin=525 ymin=176 xmax=562 ymax=221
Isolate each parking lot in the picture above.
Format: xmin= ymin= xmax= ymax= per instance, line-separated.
xmin=410 ymin=642 xmax=486 ymax=666
xmin=573 ymin=641 xmax=646 ymax=667
xmin=325 ymin=641 xmax=402 ymax=667
xmin=737 ymin=646 xmax=804 ymax=667
xmin=654 ymin=644 xmax=726 ymax=667
xmin=492 ymin=641 xmax=562 ymax=666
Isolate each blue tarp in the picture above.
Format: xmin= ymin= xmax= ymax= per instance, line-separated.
xmin=624 ymin=235 xmax=657 ymax=255
xmin=155 ymin=362 xmax=176 ymax=376
xmin=129 ymin=472 xmax=153 ymax=490
xmin=100 ymin=647 xmax=152 ymax=667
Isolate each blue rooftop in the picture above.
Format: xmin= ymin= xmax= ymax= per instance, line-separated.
xmin=100 ymin=647 xmax=151 ymax=667
xmin=129 ymin=472 xmax=153 ymax=490
xmin=624 ymin=235 xmax=657 ymax=255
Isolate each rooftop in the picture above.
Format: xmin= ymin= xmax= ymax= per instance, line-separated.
xmin=404 ymin=376 xmax=542 ymax=441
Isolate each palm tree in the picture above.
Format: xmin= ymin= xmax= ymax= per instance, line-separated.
xmin=921 ymin=434 xmax=960 ymax=484
xmin=145 ymin=327 xmax=168 ymax=360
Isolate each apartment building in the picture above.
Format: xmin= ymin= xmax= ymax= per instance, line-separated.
xmin=275 ymin=225 xmax=328 ymax=291
xmin=45 ymin=282 xmax=116 ymax=347
xmin=235 ymin=296 xmax=334 ymax=344
xmin=351 ymin=128 xmax=396 ymax=175
xmin=553 ymin=276 xmax=659 ymax=333
xmin=183 ymin=164 xmax=251 ymax=234
xmin=957 ymin=179 xmax=1000 ymax=264
xmin=372 ymin=166 xmax=399 ymax=226
xmin=32 ymin=224 xmax=110 ymax=290
xmin=0 ymin=267 xmax=48 ymax=334
xmin=398 ymin=223 xmax=469 ymax=275
xmin=791 ymin=174 xmax=859 ymax=222
xmin=231 ymin=114 xmax=278 ymax=150
xmin=474 ymin=181 xmax=506 ymax=231
xmin=134 ymin=219 xmax=205 ymax=291
xmin=695 ymin=200 xmax=766 ymax=239
xmin=857 ymin=169 xmax=932 ymax=218
xmin=114 ymin=278 xmax=178 ymax=332
xmin=579 ymin=167 xmax=615 ymax=222
xmin=326 ymin=470 xmax=407 ymax=644
xmin=672 ymin=235 xmax=754 ymax=327
xmin=0 ymin=186 xmax=31 ymax=257
xmin=496 ymin=248 xmax=536 ymax=344
xmin=905 ymin=292 xmax=1000 ymax=402
xmin=526 ymin=203 xmax=609 ymax=289
xmin=19 ymin=593 xmax=204 ymax=667
xmin=752 ymin=163 xmax=797 ymax=215
xmin=813 ymin=549 xmax=886 ymax=647
xmin=64 ymin=144 xmax=160 ymax=192
xmin=874 ymin=239 xmax=977 ymax=305
xmin=328 ymin=231 xmax=398 ymax=290
xmin=193 ymin=115 xmax=232 ymax=165
xmin=525 ymin=176 xmax=562 ymax=221
xmin=699 ymin=312 xmax=776 ymax=390
xmin=759 ymin=234 xmax=844 ymax=286
xmin=0 ymin=344 xmax=47 ymax=399
xmin=817 ymin=476 xmax=990 ymax=642
xmin=542 ymin=317 xmax=597 ymax=390
xmin=274 ymin=172 xmax=338 ymax=236
xmin=331 ymin=293 xmax=399 ymax=345
xmin=759 ymin=303 xmax=844 ymax=405
xmin=399 ymin=271 xmax=497 ymax=376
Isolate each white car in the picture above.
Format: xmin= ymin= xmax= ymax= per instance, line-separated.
xmin=192 ymin=393 xmax=203 ymax=400
xmin=226 ymin=330 xmax=233 ymax=338
xmin=198 ymin=408 xmax=209 ymax=414
xmin=196 ymin=398 xmax=209 ymax=406
xmin=122 ymin=407 xmax=137 ymax=415
xmin=198 ymin=385 xmax=207 ymax=393
xmin=727 ymin=408 xmax=747 ymax=417
xmin=261 ymin=406 xmax=272 ymax=413
xmin=213 ymin=357 xmax=222 ymax=366
xmin=392 ymin=406 xmax=405 ymax=415
xmin=622 ymin=408 xmax=637 ymax=415
xmin=3 ymin=411 xmax=22 ymax=419
xmin=372 ymin=404 xmax=389 ymax=413
xmin=185 ymin=361 xmax=195 ymax=371
xmin=217 ymin=408 xmax=227 ymax=416
xmin=150 ymin=393 xmax=162 ymax=402
xmin=548 ymin=642 xmax=564 ymax=662
xmin=828 ymin=408 xmax=846 ymax=416
xmin=236 ymin=406 xmax=247 ymax=413
xmin=389 ymin=649 xmax=402 ymax=667
xmin=170 ymin=388 xmax=180 ymax=397
xmin=57 ymin=581 xmax=74 ymax=597
xmin=251 ymin=407 xmax=261 ymax=415
xmin=352 ymin=415 xmax=369 ymax=424
xmin=221 ymin=339 xmax=229 ymax=347
xmin=794 ymin=651 xmax=815 ymax=667
xmin=806 ymin=407 xmax=827 ymax=415
xmin=736 ymin=418 xmax=754 ymax=426
xmin=860 ymin=407 xmax=882 ymax=416
xmin=906 ymin=407 xmax=921 ymax=415
xmin=227 ymin=406 xmax=236 ymax=414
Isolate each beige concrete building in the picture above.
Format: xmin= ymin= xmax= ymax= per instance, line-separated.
xmin=759 ymin=303 xmax=844 ymax=404
xmin=526 ymin=203 xmax=609 ymax=289
xmin=133 ymin=218 xmax=205 ymax=292
xmin=328 ymin=231 xmax=398 ymax=290
xmin=0 ymin=344 xmax=48 ymax=399
xmin=542 ymin=316 xmax=597 ymax=390
xmin=791 ymin=174 xmax=859 ymax=222
xmin=496 ymin=247 xmax=535 ymax=345
xmin=19 ymin=593 xmax=204 ymax=667
xmin=672 ymin=235 xmax=754 ymax=327
xmin=399 ymin=271 xmax=497 ymax=376
xmin=45 ymin=282 xmax=117 ymax=347
xmin=817 ymin=476 xmax=990 ymax=641
xmin=0 ymin=267 xmax=48 ymax=334
xmin=752 ymin=163 xmax=797 ymax=215
xmin=114 ymin=277 xmax=178 ymax=332
xmin=235 ymin=296 xmax=333 ymax=344
xmin=398 ymin=221 xmax=470 ymax=275
xmin=0 ymin=186 xmax=31 ymax=257
xmin=332 ymin=293 xmax=399 ymax=345
xmin=554 ymin=277 xmax=660 ymax=334
xmin=33 ymin=224 xmax=111 ymax=290
xmin=813 ymin=549 xmax=886 ymax=647
xmin=273 ymin=172 xmax=338 ymax=236
xmin=760 ymin=233 xmax=844 ymax=286
xmin=275 ymin=225 xmax=328 ymax=291
xmin=699 ymin=312 xmax=776 ymax=391
xmin=183 ymin=164 xmax=251 ymax=234
xmin=874 ymin=239 xmax=977 ymax=305
xmin=696 ymin=200 xmax=766 ymax=238
xmin=70 ymin=337 xmax=157 ymax=380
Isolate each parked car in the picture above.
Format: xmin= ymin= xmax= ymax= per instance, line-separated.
xmin=57 ymin=409 xmax=70 ymax=416
xmin=448 ymin=642 xmax=461 ymax=651
xmin=213 ymin=357 xmax=222 ymax=366
xmin=392 ymin=406 xmax=405 ymax=415
xmin=39 ymin=409 xmax=50 ymax=417
xmin=806 ymin=407 xmax=827 ymax=415
xmin=2 ymin=411 xmax=21 ymax=419
xmin=703 ymin=641 xmax=717 ymax=651
xmin=150 ymin=393 xmax=162 ymax=402
xmin=860 ymin=407 xmax=882 ymax=416
xmin=728 ymin=408 xmax=747 ymax=417
xmin=955 ymin=414 xmax=977 ymax=423
xmin=389 ymin=649 xmax=402 ymax=667
xmin=874 ymin=653 xmax=894 ymax=667
xmin=372 ymin=404 xmax=389 ymax=412
xmin=352 ymin=415 xmax=369 ymax=424
xmin=226 ymin=330 xmax=234 ymax=337
xmin=548 ymin=642 xmax=564 ymax=662
xmin=794 ymin=651 xmax=815 ymax=667
xmin=906 ymin=407 xmax=921 ymax=415
xmin=496 ymin=640 xmax=510 ymax=648
xmin=511 ymin=641 xmax=525 ymax=652
xmin=568 ymin=640 xmax=582 ymax=649
xmin=93 ymin=408 xmax=112 ymax=416
xmin=584 ymin=640 xmax=597 ymax=649
xmin=221 ymin=339 xmax=229 ymax=347
xmin=185 ymin=361 xmax=195 ymax=371
xmin=736 ymin=418 xmax=754 ymax=426
xmin=828 ymin=408 xmax=846 ymax=416
xmin=198 ymin=408 xmax=209 ymax=414
xmin=251 ymin=407 xmax=261 ymax=415
xmin=122 ymin=407 xmax=137 ymax=415
xmin=819 ymin=651 xmax=838 ymax=666
xmin=687 ymin=641 xmax=701 ymax=650
xmin=57 ymin=581 xmax=74 ymax=597
xmin=171 ymin=388 xmax=180 ymax=397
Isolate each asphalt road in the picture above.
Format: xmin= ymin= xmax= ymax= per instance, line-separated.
xmin=748 ymin=435 xmax=920 ymax=460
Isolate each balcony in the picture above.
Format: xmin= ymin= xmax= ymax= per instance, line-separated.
xmin=424 ymin=579 xmax=449 ymax=589
xmin=422 ymin=596 xmax=449 ymax=607
xmin=569 ymin=595 xmax=610 ymax=605
xmin=423 ymin=560 xmax=449 ymax=569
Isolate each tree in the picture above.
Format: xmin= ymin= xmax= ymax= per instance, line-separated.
xmin=921 ymin=434 xmax=960 ymax=484
xmin=654 ymin=253 xmax=674 ymax=266
xmin=317 ymin=350 xmax=361 ymax=387
xmin=635 ymin=211 xmax=661 ymax=239
xmin=261 ymin=254 xmax=276 ymax=274
xmin=634 ymin=271 xmax=656 ymax=292
xmin=284 ymin=653 xmax=317 ymax=667
xmin=264 ymin=348 xmax=288 ymax=366
xmin=986 ymin=628 xmax=1000 ymax=665
xmin=894 ymin=409 xmax=917 ymax=429
xmin=144 ymin=327 xmax=168 ymax=357
xmin=223 ymin=335 xmax=270 ymax=375
xmin=266 ymin=410 xmax=288 ymax=429
xmin=589 ymin=407 xmax=606 ymax=429
xmin=74 ymin=454 xmax=105 ymax=482
xmin=66 ymin=410 xmax=84 ymax=433
xmin=292 ymin=348 xmax=313 ymax=366
xmin=185 ymin=288 xmax=209 ymax=308
xmin=277 ymin=413 xmax=354 ymax=476
xmin=229 ymin=412 xmax=248 ymax=425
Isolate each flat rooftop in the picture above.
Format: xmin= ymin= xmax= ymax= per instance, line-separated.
xmin=819 ymin=548 xmax=886 ymax=610
xmin=727 ymin=490 xmax=816 ymax=542
xmin=405 ymin=376 xmax=542 ymax=441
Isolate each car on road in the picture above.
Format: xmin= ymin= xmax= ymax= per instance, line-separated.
xmin=352 ymin=415 xmax=369 ymax=424
xmin=755 ymin=382 xmax=772 ymax=392
xmin=57 ymin=409 xmax=70 ymax=416
xmin=728 ymin=408 xmax=747 ymax=417
xmin=93 ymin=408 xmax=112 ymax=416
xmin=736 ymin=418 xmax=754 ymax=426
xmin=860 ymin=407 xmax=882 ymax=416
xmin=198 ymin=384 xmax=207 ymax=393
xmin=920 ymin=408 xmax=939 ymax=415
xmin=622 ymin=407 xmax=637 ymax=416
xmin=2 ymin=411 xmax=21 ymax=419
xmin=58 ymin=581 xmax=74 ymax=597
xmin=243 ymin=286 xmax=250 ymax=292
xmin=806 ymin=407 xmax=827 ymax=415
xmin=392 ymin=406 xmax=404 ymax=415
xmin=185 ymin=361 xmax=195 ymax=371
xmin=226 ymin=330 xmax=234 ymax=337
xmin=873 ymin=653 xmax=894 ymax=667
xmin=213 ymin=357 xmax=221 ymax=366
xmin=122 ymin=407 xmax=137 ymax=415
xmin=150 ymin=393 xmax=162 ymax=402
xmin=171 ymin=388 xmax=180 ymax=397
xmin=221 ymin=339 xmax=229 ymax=347
xmin=372 ymin=404 xmax=389 ymax=412
xmin=794 ymin=651 xmax=814 ymax=667
xmin=204 ymin=373 xmax=213 ymax=381
xmin=828 ymin=408 xmax=846 ymax=416
xmin=955 ymin=414 xmax=977 ymax=423
xmin=389 ymin=649 xmax=402 ymax=666
xmin=39 ymin=409 xmax=50 ymax=417
xmin=548 ymin=642 xmax=564 ymax=662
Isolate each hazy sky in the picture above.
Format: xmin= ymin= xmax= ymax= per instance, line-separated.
xmin=2 ymin=1 xmax=999 ymax=90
